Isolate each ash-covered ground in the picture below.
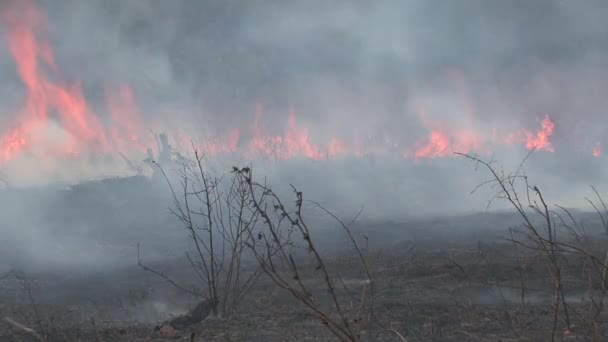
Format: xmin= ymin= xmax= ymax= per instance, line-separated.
xmin=1 ymin=167 xmax=607 ymax=341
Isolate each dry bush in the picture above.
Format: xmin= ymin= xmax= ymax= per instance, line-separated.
xmin=459 ymin=152 xmax=608 ymax=341
xmin=138 ymin=148 xmax=264 ymax=318
xmin=232 ymin=166 xmax=378 ymax=342
xmin=139 ymin=149 xmax=393 ymax=340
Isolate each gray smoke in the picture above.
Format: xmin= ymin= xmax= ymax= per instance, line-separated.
xmin=0 ymin=0 xmax=607 ymax=269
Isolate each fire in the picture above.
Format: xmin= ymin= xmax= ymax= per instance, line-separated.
xmin=282 ymin=109 xmax=323 ymax=160
xmin=412 ymin=125 xmax=487 ymax=160
xmin=594 ymin=143 xmax=602 ymax=157
xmin=0 ymin=0 xmax=599 ymax=185
xmin=246 ymin=106 xmax=324 ymax=160
xmin=1 ymin=0 xmax=111 ymax=161
xmin=525 ymin=115 xmax=555 ymax=152
xmin=411 ymin=113 xmax=556 ymax=160
xmin=0 ymin=127 xmax=27 ymax=163
xmin=198 ymin=128 xmax=241 ymax=156
xmin=327 ymin=138 xmax=348 ymax=158
xmin=105 ymin=85 xmax=150 ymax=152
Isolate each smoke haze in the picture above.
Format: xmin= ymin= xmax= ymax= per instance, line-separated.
xmin=0 ymin=0 xmax=607 ymax=269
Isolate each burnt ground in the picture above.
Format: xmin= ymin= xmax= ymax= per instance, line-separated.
xmin=2 ymin=211 xmax=608 ymax=342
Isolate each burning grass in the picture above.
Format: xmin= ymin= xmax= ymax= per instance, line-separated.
xmin=1 ymin=0 xmax=602 ymax=187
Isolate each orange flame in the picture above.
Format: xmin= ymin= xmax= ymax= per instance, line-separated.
xmin=413 ymin=127 xmax=486 ymax=160
xmin=412 ymin=113 xmax=555 ymax=159
xmin=1 ymin=0 xmax=111 ymax=162
xmin=0 ymin=0 xmax=596 ymax=184
xmin=247 ymin=107 xmax=323 ymax=160
xmin=525 ymin=115 xmax=555 ymax=152
xmin=0 ymin=128 xmax=27 ymax=163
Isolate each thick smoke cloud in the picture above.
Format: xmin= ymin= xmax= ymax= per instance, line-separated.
xmin=11 ymin=0 xmax=608 ymax=128
xmin=0 ymin=0 xmax=607 ymax=272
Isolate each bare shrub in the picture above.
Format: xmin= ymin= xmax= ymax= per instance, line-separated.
xmin=459 ymin=152 xmax=608 ymax=341
xmin=138 ymin=148 xmax=263 ymax=318
xmin=233 ymin=166 xmax=376 ymax=342
xmin=140 ymin=146 xmax=395 ymax=340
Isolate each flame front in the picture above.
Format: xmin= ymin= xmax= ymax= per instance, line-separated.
xmin=0 ymin=0 xmax=601 ymax=184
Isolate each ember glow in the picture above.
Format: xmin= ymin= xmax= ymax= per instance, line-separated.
xmin=0 ymin=0 xmax=601 ymax=184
